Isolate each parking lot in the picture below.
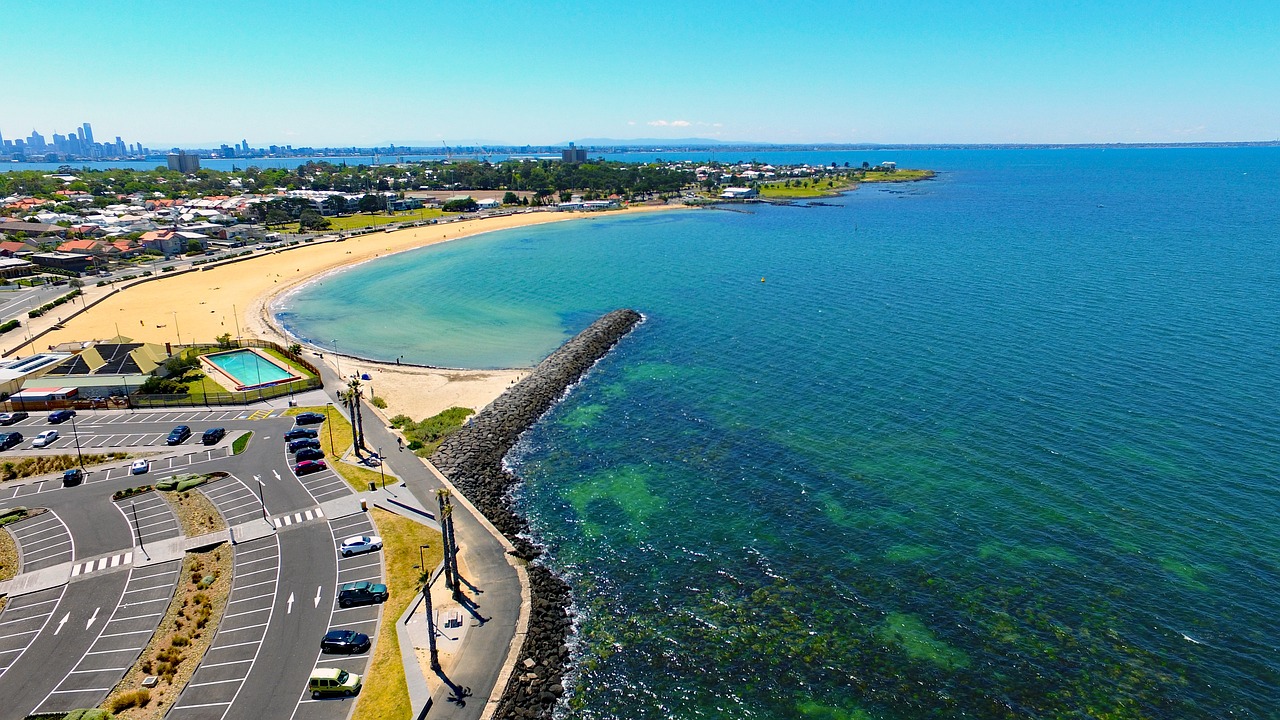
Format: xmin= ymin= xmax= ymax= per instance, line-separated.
xmin=199 ymin=475 xmax=268 ymax=528
xmin=6 ymin=511 xmax=74 ymax=571
xmin=111 ymin=489 xmax=181 ymax=545
xmin=30 ymin=559 xmax=183 ymax=715
xmin=168 ymin=535 xmax=280 ymax=720
xmin=291 ymin=512 xmax=384 ymax=719
xmin=0 ymin=587 xmax=65 ymax=678
xmin=288 ymin=453 xmax=356 ymax=506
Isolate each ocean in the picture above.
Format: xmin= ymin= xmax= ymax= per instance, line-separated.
xmin=276 ymin=148 xmax=1280 ymax=718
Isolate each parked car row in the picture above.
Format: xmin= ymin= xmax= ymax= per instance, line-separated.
xmin=0 ymin=430 xmax=64 ymax=450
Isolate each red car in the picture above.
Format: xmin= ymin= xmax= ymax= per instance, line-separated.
xmin=295 ymin=459 xmax=327 ymax=476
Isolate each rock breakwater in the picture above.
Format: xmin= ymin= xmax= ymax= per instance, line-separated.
xmin=430 ymin=308 xmax=642 ymax=719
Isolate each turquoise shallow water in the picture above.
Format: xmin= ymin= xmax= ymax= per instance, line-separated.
xmin=204 ymin=349 xmax=295 ymax=386
xmin=279 ymin=148 xmax=1280 ymax=718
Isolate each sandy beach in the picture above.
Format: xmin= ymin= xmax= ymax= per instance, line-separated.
xmin=30 ymin=204 xmax=679 ymax=421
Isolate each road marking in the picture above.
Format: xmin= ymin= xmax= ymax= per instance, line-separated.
xmin=287 ymin=592 xmax=295 ymax=614
xmin=314 ymin=586 xmax=322 ymax=608
xmin=272 ymin=469 xmax=281 ymax=481
xmin=55 ymin=613 xmax=69 ymax=635
xmin=87 ymin=606 xmax=100 ymax=629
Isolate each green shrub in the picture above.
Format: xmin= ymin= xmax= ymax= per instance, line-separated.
xmin=0 ymin=319 xmax=20 ymax=334
xmin=371 ymin=396 xmax=387 ymax=409
xmin=231 ymin=431 xmax=252 ymax=455
xmin=175 ymin=476 xmax=206 ymax=492
xmin=63 ymin=709 xmax=116 ymax=720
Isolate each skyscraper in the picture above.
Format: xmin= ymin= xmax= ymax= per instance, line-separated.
xmin=82 ymin=122 xmax=94 ymax=145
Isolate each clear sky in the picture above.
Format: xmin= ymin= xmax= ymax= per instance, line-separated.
xmin=3 ymin=0 xmax=1277 ymax=147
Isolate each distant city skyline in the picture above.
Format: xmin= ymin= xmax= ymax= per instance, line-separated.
xmin=3 ymin=1 xmax=1278 ymax=146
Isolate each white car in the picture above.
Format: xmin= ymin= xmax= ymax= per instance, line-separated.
xmin=130 ymin=459 xmax=150 ymax=475
xmin=339 ymin=535 xmax=383 ymax=557
xmin=31 ymin=430 xmax=58 ymax=448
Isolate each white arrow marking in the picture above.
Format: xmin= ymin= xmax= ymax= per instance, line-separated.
xmin=54 ymin=613 xmax=69 ymax=635
xmin=254 ymin=474 xmax=261 ymax=484
xmin=314 ymin=586 xmax=322 ymax=608
xmin=287 ymin=592 xmax=295 ymax=614
xmin=272 ymin=469 xmax=281 ymax=481
xmin=86 ymin=606 xmax=100 ymax=629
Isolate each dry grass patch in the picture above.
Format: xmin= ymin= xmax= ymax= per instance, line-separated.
xmin=101 ymin=547 xmax=233 ymax=720
xmin=0 ymin=452 xmax=130 ymax=482
xmin=161 ymin=486 xmax=227 ymax=537
xmin=352 ymin=508 xmax=442 ymax=720
xmin=0 ymin=526 xmax=18 ymax=582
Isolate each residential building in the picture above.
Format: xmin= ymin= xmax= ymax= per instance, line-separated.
xmin=561 ymin=142 xmax=587 ymax=163
xmin=167 ymin=151 xmax=201 ymax=172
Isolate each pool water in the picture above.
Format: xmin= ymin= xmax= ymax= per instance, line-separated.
xmin=204 ymin=349 xmax=296 ymax=388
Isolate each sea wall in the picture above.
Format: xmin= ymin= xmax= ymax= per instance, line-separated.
xmin=430 ymin=307 xmax=642 ymax=719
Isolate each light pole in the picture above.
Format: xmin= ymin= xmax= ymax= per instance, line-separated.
xmin=173 ymin=311 xmax=182 ymax=347
xmin=132 ymin=501 xmax=148 ymax=558
xmin=69 ymin=412 xmax=84 ymax=470
xmin=324 ymin=403 xmax=334 ymax=454
xmin=256 ymin=475 xmax=270 ymax=526
xmin=377 ymin=447 xmax=385 ymax=489
xmin=232 ymin=303 xmax=241 ymax=343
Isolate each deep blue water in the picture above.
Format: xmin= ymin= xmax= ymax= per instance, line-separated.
xmin=279 ymin=148 xmax=1280 ymax=718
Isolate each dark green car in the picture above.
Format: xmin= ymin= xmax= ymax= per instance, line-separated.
xmin=337 ymin=581 xmax=387 ymax=608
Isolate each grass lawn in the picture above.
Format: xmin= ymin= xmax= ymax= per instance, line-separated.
xmin=353 ymin=508 xmax=443 ymax=720
xmin=757 ymin=178 xmax=858 ymax=198
xmin=284 ymin=406 xmax=384 ymax=491
xmin=858 ymin=168 xmax=935 ymax=182
xmin=260 ymin=347 xmax=317 ymax=378
xmin=276 ymin=208 xmax=450 ymax=234
xmin=231 ymin=431 xmax=252 ymax=455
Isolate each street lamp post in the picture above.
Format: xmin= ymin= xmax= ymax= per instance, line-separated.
xmin=173 ymin=311 xmax=182 ymax=347
xmin=69 ymin=412 xmax=84 ymax=469
xmin=378 ymin=447 xmax=385 ymax=489
xmin=324 ymin=403 xmax=334 ymax=454
xmin=256 ymin=476 xmax=269 ymax=525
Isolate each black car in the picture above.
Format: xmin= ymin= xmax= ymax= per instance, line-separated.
xmin=293 ymin=411 xmax=326 ymax=425
xmin=62 ymin=467 xmax=84 ymax=487
xmin=337 ymin=581 xmax=388 ymax=608
xmin=295 ymin=447 xmax=325 ymax=462
xmin=202 ymin=427 xmax=226 ymax=445
xmin=167 ymin=425 xmax=192 ymax=445
xmin=48 ymin=409 xmax=76 ymax=424
xmin=320 ymin=629 xmax=371 ymax=654
xmin=0 ymin=411 xmax=28 ymax=425
xmin=0 ymin=432 xmax=22 ymax=450
xmin=284 ymin=427 xmax=318 ymax=441
xmin=288 ymin=438 xmax=321 ymax=454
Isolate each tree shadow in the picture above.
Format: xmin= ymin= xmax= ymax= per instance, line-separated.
xmin=435 ymin=666 xmax=473 ymax=706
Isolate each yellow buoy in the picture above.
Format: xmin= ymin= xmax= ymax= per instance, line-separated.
xmin=760 ymin=277 xmax=766 ymax=283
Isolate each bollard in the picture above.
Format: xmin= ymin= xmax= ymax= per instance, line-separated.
xmin=361 ymin=499 xmax=368 ymax=512
xmin=369 ymin=482 xmax=377 ymax=492
xmin=229 ymin=526 xmax=236 ymax=545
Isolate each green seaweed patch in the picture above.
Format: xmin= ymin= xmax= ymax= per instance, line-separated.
xmin=876 ymin=612 xmax=970 ymax=670
xmin=796 ymin=700 xmax=875 ymax=720
xmin=977 ymin=541 xmax=1077 ymax=566
xmin=818 ymin=494 xmax=910 ymax=531
xmin=560 ymin=403 xmax=608 ymax=429
xmin=565 ymin=466 xmax=666 ymax=538
xmin=622 ymin=361 xmax=685 ymax=383
xmin=884 ymin=544 xmax=934 ymax=563
xmin=1157 ymin=557 xmax=1210 ymax=592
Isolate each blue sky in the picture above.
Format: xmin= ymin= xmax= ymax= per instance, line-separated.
xmin=3 ymin=0 xmax=1277 ymax=146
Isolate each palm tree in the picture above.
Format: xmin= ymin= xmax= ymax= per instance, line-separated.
xmin=336 ymin=386 xmax=362 ymax=458
xmin=436 ymin=489 xmax=458 ymax=595
xmin=419 ymin=568 xmax=441 ymax=671
xmin=346 ymin=376 xmax=367 ymax=451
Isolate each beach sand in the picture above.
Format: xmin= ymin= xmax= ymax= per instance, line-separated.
xmin=29 ymin=205 xmax=678 ymax=419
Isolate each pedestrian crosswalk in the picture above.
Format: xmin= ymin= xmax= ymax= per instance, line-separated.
xmin=69 ymin=551 xmax=134 ymax=577
xmin=272 ymin=507 xmax=325 ymax=528
xmin=247 ymin=409 xmax=275 ymax=420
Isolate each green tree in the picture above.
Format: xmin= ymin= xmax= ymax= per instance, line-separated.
xmin=265 ymin=208 xmax=290 ymax=228
xmin=298 ymin=209 xmax=330 ymax=231
xmin=322 ymin=195 xmax=348 ymax=216
xmin=358 ymin=194 xmax=383 ymax=213
xmin=216 ymin=333 xmax=234 ymax=349
xmin=501 ymin=191 xmax=519 ymax=205
xmin=187 ymin=239 xmax=204 ymax=254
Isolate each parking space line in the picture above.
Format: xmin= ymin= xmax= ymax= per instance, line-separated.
xmin=110 ymin=610 xmax=165 ymax=622
xmin=203 ymin=639 xmax=261 ymax=651
xmin=225 ymin=591 xmax=275 ymax=605
xmin=49 ymin=686 xmax=112 ymax=694
xmin=69 ymin=665 xmax=130 ymax=674
xmin=221 ymin=608 xmax=270 ymax=620
xmin=172 ymin=700 xmax=232 ymax=709
xmin=188 ymin=677 xmax=246 ymax=688
xmin=198 ymin=658 xmax=255 ymax=669
xmin=233 ymin=579 xmax=276 ymax=592
xmin=0 ymin=628 xmax=40 ymax=641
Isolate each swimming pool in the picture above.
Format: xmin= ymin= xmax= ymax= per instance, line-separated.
xmin=202 ymin=349 xmax=300 ymax=391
